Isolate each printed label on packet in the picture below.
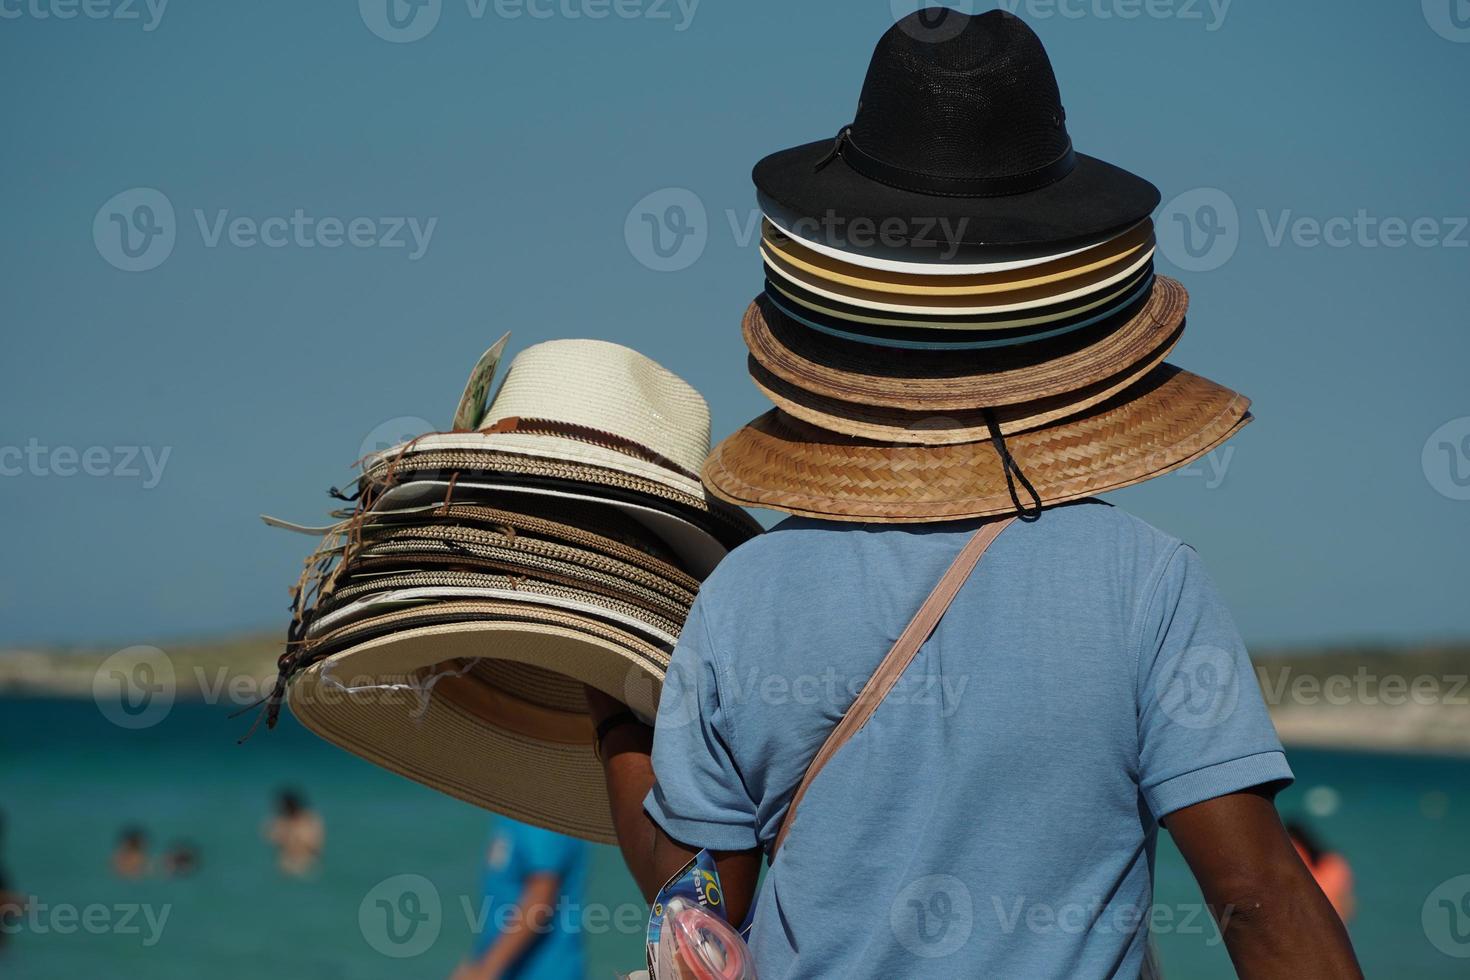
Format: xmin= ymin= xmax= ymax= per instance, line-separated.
xmin=646 ymin=849 xmax=726 ymax=975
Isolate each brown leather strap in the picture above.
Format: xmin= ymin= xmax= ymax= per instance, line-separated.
xmin=769 ymin=516 xmax=1015 ymax=860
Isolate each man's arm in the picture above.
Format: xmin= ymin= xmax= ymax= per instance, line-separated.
xmin=1167 ymin=787 xmax=1362 ymax=980
xmin=587 ymin=687 xmax=763 ymax=926
xmin=453 ymin=873 xmax=561 ymax=980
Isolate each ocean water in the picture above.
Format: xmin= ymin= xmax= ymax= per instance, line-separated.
xmin=2 ymin=697 xmax=1467 ymax=978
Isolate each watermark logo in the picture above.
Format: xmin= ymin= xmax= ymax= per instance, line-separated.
xmin=1422 ymin=417 xmax=1470 ymax=501
xmin=890 ymin=0 xmax=979 ymax=42
xmin=1423 ymin=0 xmax=1470 ymax=42
xmin=1155 ymin=644 xmax=1239 ymax=729
xmin=995 ymin=0 xmax=1232 ymax=31
xmin=94 ymin=188 xmax=176 ymax=273
xmin=92 ymin=189 xmax=438 ymax=271
xmin=360 ymin=874 xmax=442 ymax=958
xmin=625 ymin=188 xmax=707 ymax=272
xmin=0 ymin=0 xmax=168 ymax=30
xmin=360 ymin=0 xmax=443 ymax=42
xmin=0 ymin=899 xmax=170 ymax=946
xmin=891 ymin=874 xmax=973 ymax=959
xmin=1157 ymin=187 xmax=1238 ymax=272
xmin=0 ymin=440 xmax=171 ymax=488
xmin=359 ymin=416 xmax=435 ymax=467
xmin=361 ymin=0 xmax=697 ymax=41
xmin=1423 ymin=874 xmax=1470 ymax=958
xmin=93 ymin=646 xmax=176 ymax=730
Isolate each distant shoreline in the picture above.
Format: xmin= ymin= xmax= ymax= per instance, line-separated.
xmin=4 ymin=636 xmax=1467 ymax=756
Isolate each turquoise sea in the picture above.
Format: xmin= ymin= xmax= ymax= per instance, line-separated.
xmin=3 ymin=697 xmax=1467 ymax=978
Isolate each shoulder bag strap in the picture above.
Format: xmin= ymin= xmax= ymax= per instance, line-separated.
xmin=769 ymin=516 xmax=1015 ymax=860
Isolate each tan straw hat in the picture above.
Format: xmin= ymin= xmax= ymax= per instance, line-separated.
xmin=703 ymin=365 xmax=1250 ymax=522
xmin=760 ymin=219 xmax=1154 ymax=297
xmin=744 ymin=279 xmax=1187 ymax=412
xmin=288 ymin=601 xmax=673 ymax=843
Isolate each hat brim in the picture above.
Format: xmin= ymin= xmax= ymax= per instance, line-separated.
xmin=761 ymin=219 xmax=1154 ymax=297
xmin=763 ymin=246 xmax=1154 ymax=315
xmin=747 ymin=322 xmax=1178 ymax=445
xmin=366 ymin=470 xmax=757 ymax=579
xmin=289 ymin=612 xmax=670 ymax=844
xmin=744 ymin=278 xmax=1187 ymax=411
xmin=703 ymin=364 xmax=1249 ymax=522
xmin=753 ymin=140 xmax=1161 ymax=249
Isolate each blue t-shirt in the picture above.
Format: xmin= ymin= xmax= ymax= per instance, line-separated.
xmin=644 ymin=501 xmax=1291 ymax=979
xmin=471 ymin=817 xmax=589 ymax=980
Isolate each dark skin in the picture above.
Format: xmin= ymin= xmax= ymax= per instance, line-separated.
xmin=586 ymin=687 xmax=1362 ymax=978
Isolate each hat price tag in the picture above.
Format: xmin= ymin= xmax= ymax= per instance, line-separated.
xmin=452 ymin=332 xmax=511 ymax=432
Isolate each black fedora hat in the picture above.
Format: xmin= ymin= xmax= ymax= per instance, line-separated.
xmin=753 ymin=8 xmax=1160 ymax=250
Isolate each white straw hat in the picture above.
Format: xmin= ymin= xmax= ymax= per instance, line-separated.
xmin=375 ymin=339 xmax=713 ymax=500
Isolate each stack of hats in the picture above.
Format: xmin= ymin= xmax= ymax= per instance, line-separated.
xmin=703 ymin=9 xmax=1251 ymax=521
xmin=262 ymin=338 xmax=760 ymax=842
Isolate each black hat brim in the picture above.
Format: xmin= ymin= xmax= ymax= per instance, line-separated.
xmin=754 ymin=138 xmax=1160 ymax=251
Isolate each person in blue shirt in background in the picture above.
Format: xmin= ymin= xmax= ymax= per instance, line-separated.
xmin=451 ymin=817 xmax=589 ymax=980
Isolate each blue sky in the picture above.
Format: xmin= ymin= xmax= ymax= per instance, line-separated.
xmin=1 ymin=0 xmax=1467 ymax=647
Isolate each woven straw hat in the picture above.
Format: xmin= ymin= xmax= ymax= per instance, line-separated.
xmin=372 ymin=339 xmax=712 ymax=500
xmin=761 ymin=219 xmax=1154 ymax=297
xmin=763 ymin=243 xmax=1154 ymax=316
xmin=703 ymin=365 xmax=1250 ymax=522
xmin=288 ymin=602 xmax=672 ymax=843
xmin=363 ymin=454 xmax=758 ymax=578
xmin=745 ymin=279 xmax=1186 ymax=412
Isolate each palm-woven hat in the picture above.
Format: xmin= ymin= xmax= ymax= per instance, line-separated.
xmin=263 ymin=337 xmax=760 ymax=842
xmin=753 ymin=9 xmax=1159 ymax=249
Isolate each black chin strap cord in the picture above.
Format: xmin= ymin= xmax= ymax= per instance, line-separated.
xmin=983 ymin=410 xmax=1043 ymax=522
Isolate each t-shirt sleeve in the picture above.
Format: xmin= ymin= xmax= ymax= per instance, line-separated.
xmin=515 ymin=822 xmax=581 ymax=878
xmin=643 ymin=598 xmax=761 ymax=851
xmin=1135 ymin=544 xmax=1293 ymax=822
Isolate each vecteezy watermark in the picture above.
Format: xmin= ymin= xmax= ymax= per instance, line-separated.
xmin=624 ymin=188 xmax=708 ymax=273
xmin=0 ymin=0 xmax=168 ymax=30
xmin=891 ymin=875 xmax=974 ymax=958
xmin=1422 ymin=0 xmax=1470 ymax=43
xmin=1256 ymin=666 xmax=1470 ymax=708
xmin=1423 ymin=874 xmax=1470 ymax=958
xmin=990 ymin=895 xmax=1230 ymax=943
xmin=463 ymin=894 xmax=649 ymax=938
xmin=93 ymin=646 xmax=176 ymax=730
xmin=0 ymin=899 xmax=171 ymax=947
xmin=0 ymin=439 xmax=171 ymax=488
xmin=995 ymin=0 xmax=1231 ymax=31
xmin=1423 ymin=417 xmax=1470 ymax=501
xmin=359 ymin=416 xmax=435 ymax=466
xmin=1157 ymin=187 xmax=1240 ymax=273
xmin=1154 ymin=644 xmax=1241 ymax=729
xmin=93 ymin=188 xmax=437 ymax=272
xmin=1158 ymin=187 xmax=1469 ymax=272
xmin=624 ymin=187 xmax=975 ymax=272
xmin=359 ymin=0 xmax=698 ymax=42
xmin=361 ymin=874 xmax=443 ymax=958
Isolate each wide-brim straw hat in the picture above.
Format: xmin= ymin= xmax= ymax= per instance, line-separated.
xmin=760 ymin=219 xmax=1154 ymax=299
xmin=703 ymin=365 xmax=1250 ymax=522
xmin=760 ymin=192 xmax=1142 ymax=276
xmin=361 ymin=453 xmax=760 ymax=578
xmin=288 ymin=601 xmax=671 ymax=843
xmin=744 ymin=279 xmax=1187 ymax=413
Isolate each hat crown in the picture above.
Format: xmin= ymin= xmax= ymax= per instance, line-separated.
xmin=850 ymin=9 xmax=1070 ymax=183
xmin=480 ymin=339 xmax=712 ymax=477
